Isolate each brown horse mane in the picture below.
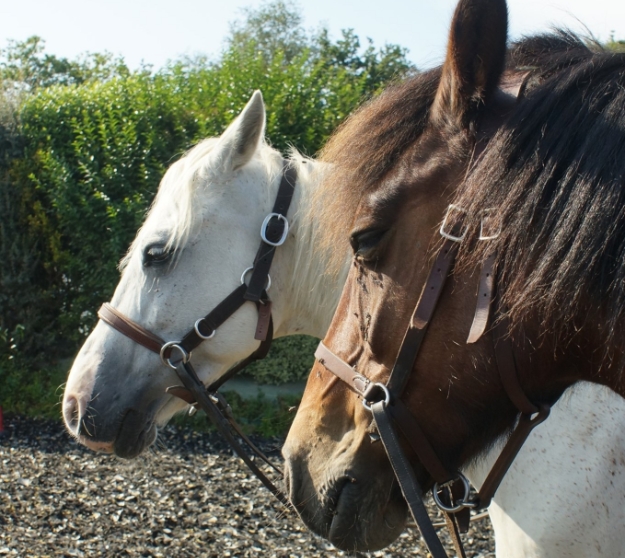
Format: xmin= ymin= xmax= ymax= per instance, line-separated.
xmin=455 ymin=32 xmax=625 ymax=354
xmin=312 ymin=69 xmax=441 ymax=274
xmin=314 ymin=30 xmax=625 ymax=365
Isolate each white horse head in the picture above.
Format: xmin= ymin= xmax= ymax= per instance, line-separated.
xmin=62 ymin=91 xmax=340 ymax=458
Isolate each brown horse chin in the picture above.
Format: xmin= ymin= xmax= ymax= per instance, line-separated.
xmin=328 ymin=478 xmax=407 ymax=551
xmin=284 ymin=452 xmax=408 ymax=551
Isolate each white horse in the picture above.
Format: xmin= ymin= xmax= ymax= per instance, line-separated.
xmin=63 ymin=92 xmax=625 ymax=557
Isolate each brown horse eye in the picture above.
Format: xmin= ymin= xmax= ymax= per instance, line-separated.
xmin=143 ymin=244 xmax=173 ymax=267
xmin=350 ymin=229 xmax=386 ymax=259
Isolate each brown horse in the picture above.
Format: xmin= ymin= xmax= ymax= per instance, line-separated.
xmin=283 ymin=0 xmax=625 ymax=552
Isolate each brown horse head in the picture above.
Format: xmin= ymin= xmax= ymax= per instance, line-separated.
xmin=284 ymin=0 xmax=625 ymax=551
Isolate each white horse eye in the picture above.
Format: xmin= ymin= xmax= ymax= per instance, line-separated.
xmin=143 ymin=244 xmax=173 ymax=267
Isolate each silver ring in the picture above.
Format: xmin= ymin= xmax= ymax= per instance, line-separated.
xmin=194 ymin=318 xmax=216 ymax=340
xmin=432 ymin=473 xmax=474 ymax=513
xmin=160 ymin=342 xmax=191 ymax=369
xmin=240 ymin=266 xmax=271 ymax=291
xmin=362 ymin=383 xmax=391 ymax=411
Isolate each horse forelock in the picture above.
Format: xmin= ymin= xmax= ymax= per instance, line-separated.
xmin=453 ymin=32 xmax=625 ymax=366
xmin=308 ymin=69 xmax=441 ymax=277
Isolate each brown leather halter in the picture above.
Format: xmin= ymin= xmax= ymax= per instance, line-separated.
xmin=315 ymin=209 xmax=551 ymax=557
xmin=96 ymin=160 xmax=297 ymax=507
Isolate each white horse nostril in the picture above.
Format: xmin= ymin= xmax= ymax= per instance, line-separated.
xmin=63 ymin=396 xmax=82 ymax=435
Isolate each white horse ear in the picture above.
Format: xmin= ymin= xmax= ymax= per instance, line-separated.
xmin=214 ymin=90 xmax=266 ymax=172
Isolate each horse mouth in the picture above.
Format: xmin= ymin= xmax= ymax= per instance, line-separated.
xmin=78 ymin=408 xmax=157 ymax=459
xmin=112 ymin=409 xmax=158 ymax=458
xmin=325 ymin=476 xmax=406 ymax=552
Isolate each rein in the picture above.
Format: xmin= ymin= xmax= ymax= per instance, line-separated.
xmin=315 ymin=211 xmax=551 ymax=558
xmin=97 ymin=160 xmax=297 ymax=507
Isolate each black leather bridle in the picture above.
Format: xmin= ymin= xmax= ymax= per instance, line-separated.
xmin=96 ymin=160 xmax=297 ymax=507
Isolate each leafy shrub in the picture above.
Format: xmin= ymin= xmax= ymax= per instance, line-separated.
xmin=245 ymin=335 xmax=318 ymax=384
xmin=0 ymin=358 xmax=67 ymax=418
xmin=1 ymin=2 xmax=413 ymax=390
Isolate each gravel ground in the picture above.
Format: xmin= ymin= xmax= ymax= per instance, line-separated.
xmin=0 ymin=415 xmax=494 ymax=557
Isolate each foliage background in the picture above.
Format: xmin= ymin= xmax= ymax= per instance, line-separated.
xmin=0 ymin=1 xmax=414 ymax=423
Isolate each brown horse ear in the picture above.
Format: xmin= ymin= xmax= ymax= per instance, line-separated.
xmin=431 ymin=0 xmax=508 ymax=130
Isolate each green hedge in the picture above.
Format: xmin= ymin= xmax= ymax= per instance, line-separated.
xmin=0 ymin=28 xmax=412 ymax=387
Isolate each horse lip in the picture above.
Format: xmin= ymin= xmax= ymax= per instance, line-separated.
xmin=326 ymin=475 xmax=406 ymax=551
xmin=112 ymin=409 xmax=157 ymax=459
xmin=325 ymin=476 xmax=352 ymax=535
xmin=79 ymin=437 xmax=115 ymax=453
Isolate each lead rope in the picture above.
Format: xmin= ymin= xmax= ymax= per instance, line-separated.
xmin=371 ymin=400 xmax=450 ymax=557
xmin=173 ymin=359 xmax=290 ymax=506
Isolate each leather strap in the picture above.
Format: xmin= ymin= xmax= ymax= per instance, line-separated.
xmin=387 ymin=238 xmax=460 ymax=396
xmin=493 ymin=309 xmax=539 ymax=416
xmin=207 ymin=311 xmax=274 ymax=392
xmin=255 ymin=300 xmax=272 ymax=341
xmin=98 ymin=303 xmax=165 ymax=355
xmin=388 ymin=399 xmax=453 ymax=483
xmin=245 ymin=162 xmax=297 ymax=302
xmin=314 ymin=342 xmax=371 ymax=395
xmin=179 ymin=284 xmax=249 ymax=354
xmin=173 ymin=360 xmax=289 ymax=507
xmin=476 ymin=404 xmax=550 ymax=508
xmin=371 ymin=400 xmax=449 ymax=558
xmin=467 ymin=251 xmax=496 ymax=344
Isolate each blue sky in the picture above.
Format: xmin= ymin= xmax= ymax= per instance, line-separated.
xmin=2 ymin=0 xmax=625 ymax=71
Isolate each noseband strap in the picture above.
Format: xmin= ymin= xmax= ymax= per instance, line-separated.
xmin=98 ymin=302 xmax=165 ymax=354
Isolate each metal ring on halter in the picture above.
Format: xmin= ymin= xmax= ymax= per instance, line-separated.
xmin=160 ymin=342 xmax=191 ymax=369
xmin=240 ymin=266 xmax=272 ymax=291
xmin=194 ymin=318 xmax=216 ymax=340
xmin=440 ymin=204 xmax=468 ymax=242
xmin=260 ymin=213 xmax=289 ymax=247
xmin=432 ymin=473 xmax=476 ymax=513
xmin=362 ymin=382 xmax=391 ymax=411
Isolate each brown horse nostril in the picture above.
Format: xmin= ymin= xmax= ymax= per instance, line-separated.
xmin=63 ymin=396 xmax=81 ymax=435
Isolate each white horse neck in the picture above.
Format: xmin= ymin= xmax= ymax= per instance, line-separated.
xmin=271 ymin=157 xmax=347 ymax=339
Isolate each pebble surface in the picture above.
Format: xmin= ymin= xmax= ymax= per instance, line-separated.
xmin=0 ymin=416 xmax=495 ymax=557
